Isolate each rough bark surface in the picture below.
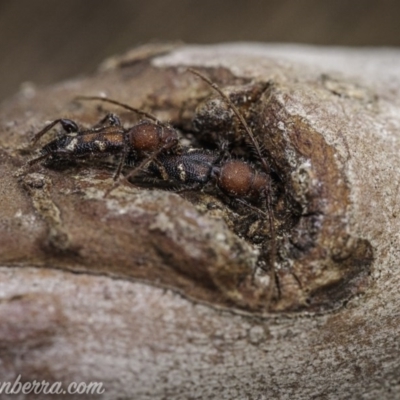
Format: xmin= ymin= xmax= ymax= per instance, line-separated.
xmin=0 ymin=43 xmax=399 ymax=399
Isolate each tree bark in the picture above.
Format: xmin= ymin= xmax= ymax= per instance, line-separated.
xmin=0 ymin=43 xmax=399 ymax=399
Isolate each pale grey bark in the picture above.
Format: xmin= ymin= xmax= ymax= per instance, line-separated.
xmin=0 ymin=44 xmax=399 ymax=399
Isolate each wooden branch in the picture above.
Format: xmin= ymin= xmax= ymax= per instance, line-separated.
xmin=0 ymin=43 xmax=399 ymax=399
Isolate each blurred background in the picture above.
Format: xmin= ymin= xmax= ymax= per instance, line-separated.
xmin=1 ymin=0 xmax=399 ymax=102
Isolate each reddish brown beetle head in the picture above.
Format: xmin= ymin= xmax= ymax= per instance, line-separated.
xmin=250 ymin=171 xmax=269 ymax=198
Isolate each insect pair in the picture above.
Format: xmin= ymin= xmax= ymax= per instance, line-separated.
xmin=28 ymin=68 xmax=279 ymax=300
xmin=28 ymin=100 xmax=179 ymax=182
xmin=28 ymin=70 xmax=272 ymax=212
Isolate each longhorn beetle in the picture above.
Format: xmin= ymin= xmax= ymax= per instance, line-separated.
xmin=29 ymin=100 xmax=180 ymax=182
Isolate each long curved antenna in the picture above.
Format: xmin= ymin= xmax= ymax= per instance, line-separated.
xmin=187 ymin=68 xmax=269 ymax=172
xmin=75 ymin=96 xmax=160 ymax=123
xmin=188 ymin=68 xmax=278 ymax=302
